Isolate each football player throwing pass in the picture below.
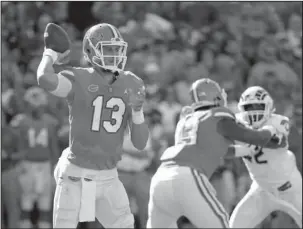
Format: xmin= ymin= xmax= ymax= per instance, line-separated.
xmin=37 ymin=23 xmax=149 ymax=228
xmin=228 ymin=86 xmax=302 ymax=228
xmin=147 ymin=79 xmax=286 ymax=228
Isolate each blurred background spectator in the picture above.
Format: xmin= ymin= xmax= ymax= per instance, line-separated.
xmin=1 ymin=2 xmax=302 ymax=229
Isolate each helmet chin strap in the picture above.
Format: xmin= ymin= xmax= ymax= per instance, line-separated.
xmin=92 ymin=56 xmax=119 ymax=72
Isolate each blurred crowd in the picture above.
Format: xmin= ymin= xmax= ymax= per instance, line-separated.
xmin=1 ymin=2 xmax=302 ymax=228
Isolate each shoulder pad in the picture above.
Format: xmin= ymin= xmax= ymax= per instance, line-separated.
xmin=212 ymin=107 xmax=235 ymax=120
xmin=58 ymin=66 xmax=85 ymax=83
xmin=268 ymin=114 xmax=290 ymax=136
xmin=123 ymin=71 xmax=144 ymax=85
xmin=10 ymin=113 xmax=26 ymax=128
xmin=59 ymin=69 xmax=75 ymax=82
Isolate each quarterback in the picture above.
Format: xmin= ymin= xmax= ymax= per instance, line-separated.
xmin=37 ymin=23 xmax=149 ymax=228
xmin=228 ymin=86 xmax=302 ymax=228
xmin=147 ymin=79 xmax=286 ymax=228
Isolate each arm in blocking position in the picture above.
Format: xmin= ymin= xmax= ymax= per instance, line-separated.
xmin=217 ymin=118 xmax=287 ymax=152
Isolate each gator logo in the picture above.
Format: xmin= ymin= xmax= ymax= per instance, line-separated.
xmin=88 ymin=84 xmax=99 ymax=93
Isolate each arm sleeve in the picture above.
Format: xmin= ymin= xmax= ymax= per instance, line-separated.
xmin=129 ymin=120 xmax=150 ymax=151
xmin=217 ymin=118 xmax=273 ymax=147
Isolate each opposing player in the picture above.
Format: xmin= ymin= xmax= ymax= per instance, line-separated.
xmin=11 ymin=87 xmax=60 ymax=228
xmin=228 ymin=86 xmax=302 ymax=228
xmin=147 ymin=79 xmax=286 ymax=228
xmin=37 ymin=23 xmax=149 ymax=228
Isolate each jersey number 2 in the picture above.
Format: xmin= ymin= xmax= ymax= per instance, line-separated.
xmin=91 ymin=95 xmax=126 ymax=133
xmin=243 ymin=146 xmax=267 ymax=164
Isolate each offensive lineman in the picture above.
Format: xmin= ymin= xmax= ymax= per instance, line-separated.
xmin=147 ymin=79 xmax=287 ymax=228
xmin=37 ymin=23 xmax=149 ymax=228
xmin=228 ymin=86 xmax=302 ymax=228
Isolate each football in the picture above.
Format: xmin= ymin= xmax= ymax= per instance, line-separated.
xmin=44 ymin=23 xmax=71 ymax=53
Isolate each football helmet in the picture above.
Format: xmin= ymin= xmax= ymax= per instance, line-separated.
xmin=83 ymin=23 xmax=128 ymax=72
xmin=238 ymin=86 xmax=275 ymax=128
xmin=189 ymin=78 xmax=227 ymax=110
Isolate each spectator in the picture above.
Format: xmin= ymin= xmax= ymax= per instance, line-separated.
xmin=247 ymin=36 xmax=298 ymax=88
xmin=158 ymin=87 xmax=182 ymax=137
xmin=286 ymin=13 xmax=302 ymax=49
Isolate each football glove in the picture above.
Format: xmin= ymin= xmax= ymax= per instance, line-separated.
xmin=127 ymin=86 xmax=146 ymax=112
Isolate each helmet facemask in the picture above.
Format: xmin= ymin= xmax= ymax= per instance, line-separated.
xmin=239 ymin=102 xmax=269 ymax=128
xmin=88 ymin=38 xmax=128 ymax=72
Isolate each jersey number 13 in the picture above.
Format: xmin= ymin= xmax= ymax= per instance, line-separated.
xmin=91 ymin=95 xmax=126 ymax=133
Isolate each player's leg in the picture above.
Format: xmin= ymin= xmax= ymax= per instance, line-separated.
xmin=229 ymin=182 xmax=273 ymax=228
xmin=276 ymin=180 xmax=302 ymax=228
xmin=95 ymin=178 xmax=134 ymax=228
xmin=146 ymin=173 xmax=180 ymax=228
xmin=37 ymin=162 xmax=53 ymax=228
xmin=211 ymin=167 xmax=237 ymax=215
xmin=18 ymin=162 xmax=36 ymax=228
xmin=181 ymin=169 xmax=229 ymax=228
xmin=132 ymin=171 xmax=151 ymax=227
xmin=53 ymin=163 xmax=82 ymax=228
xmin=283 ymin=170 xmax=302 ymax=214
xmin=2 ymin=165 xmax=22 ymax=228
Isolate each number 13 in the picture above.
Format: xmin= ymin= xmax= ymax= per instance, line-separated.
xmin=91 ymin=95 xmax=126 ymax=133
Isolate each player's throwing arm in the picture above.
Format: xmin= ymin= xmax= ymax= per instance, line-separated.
xmin=37 ymin=23 xmax=73 ymax=98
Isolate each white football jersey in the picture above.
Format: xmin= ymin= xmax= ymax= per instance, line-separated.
xmin=236 ymin=113 xmax=297 ymax=187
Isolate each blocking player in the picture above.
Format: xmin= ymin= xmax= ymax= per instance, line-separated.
xmin=227 ymin=86 xmax=302 ymax=228
xmin=37 ymin=23 xmax=149 ymax=228
xmin=147 ymin=79 xmax=286 ymax=228
xmin=11 ymin=87 xmax=60 ymax=228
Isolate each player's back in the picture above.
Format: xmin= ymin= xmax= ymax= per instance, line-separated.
xmin=11 ymin=113 xmax=57 ymax=161
xmin=161 ymin=107 xmax=234 ymax=178
xmin=238 ymin=113 xmax=295 ymax=186
xmin=64 ymin=67 xmax=135 ymax=170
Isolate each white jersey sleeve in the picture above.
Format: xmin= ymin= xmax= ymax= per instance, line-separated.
xmin=266 ymin=114 xmax=290 ymax=137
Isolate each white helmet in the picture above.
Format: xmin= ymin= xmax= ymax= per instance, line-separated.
xmin=238 ymin=86 xmax=275 ymax=128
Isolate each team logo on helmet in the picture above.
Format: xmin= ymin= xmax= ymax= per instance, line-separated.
xmin=83 ymin=23 xmax=128 ymax=72
xmin=190 ymin=78 xmax=227 ymax=109
xmin=238 ymin=86 xmax=274 ymax=128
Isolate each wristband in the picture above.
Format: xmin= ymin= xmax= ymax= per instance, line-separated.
xmin=43 ymin=49 xmax=58 ymax=64
xmin=132 ymin=109 xmax=145 ymax=124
